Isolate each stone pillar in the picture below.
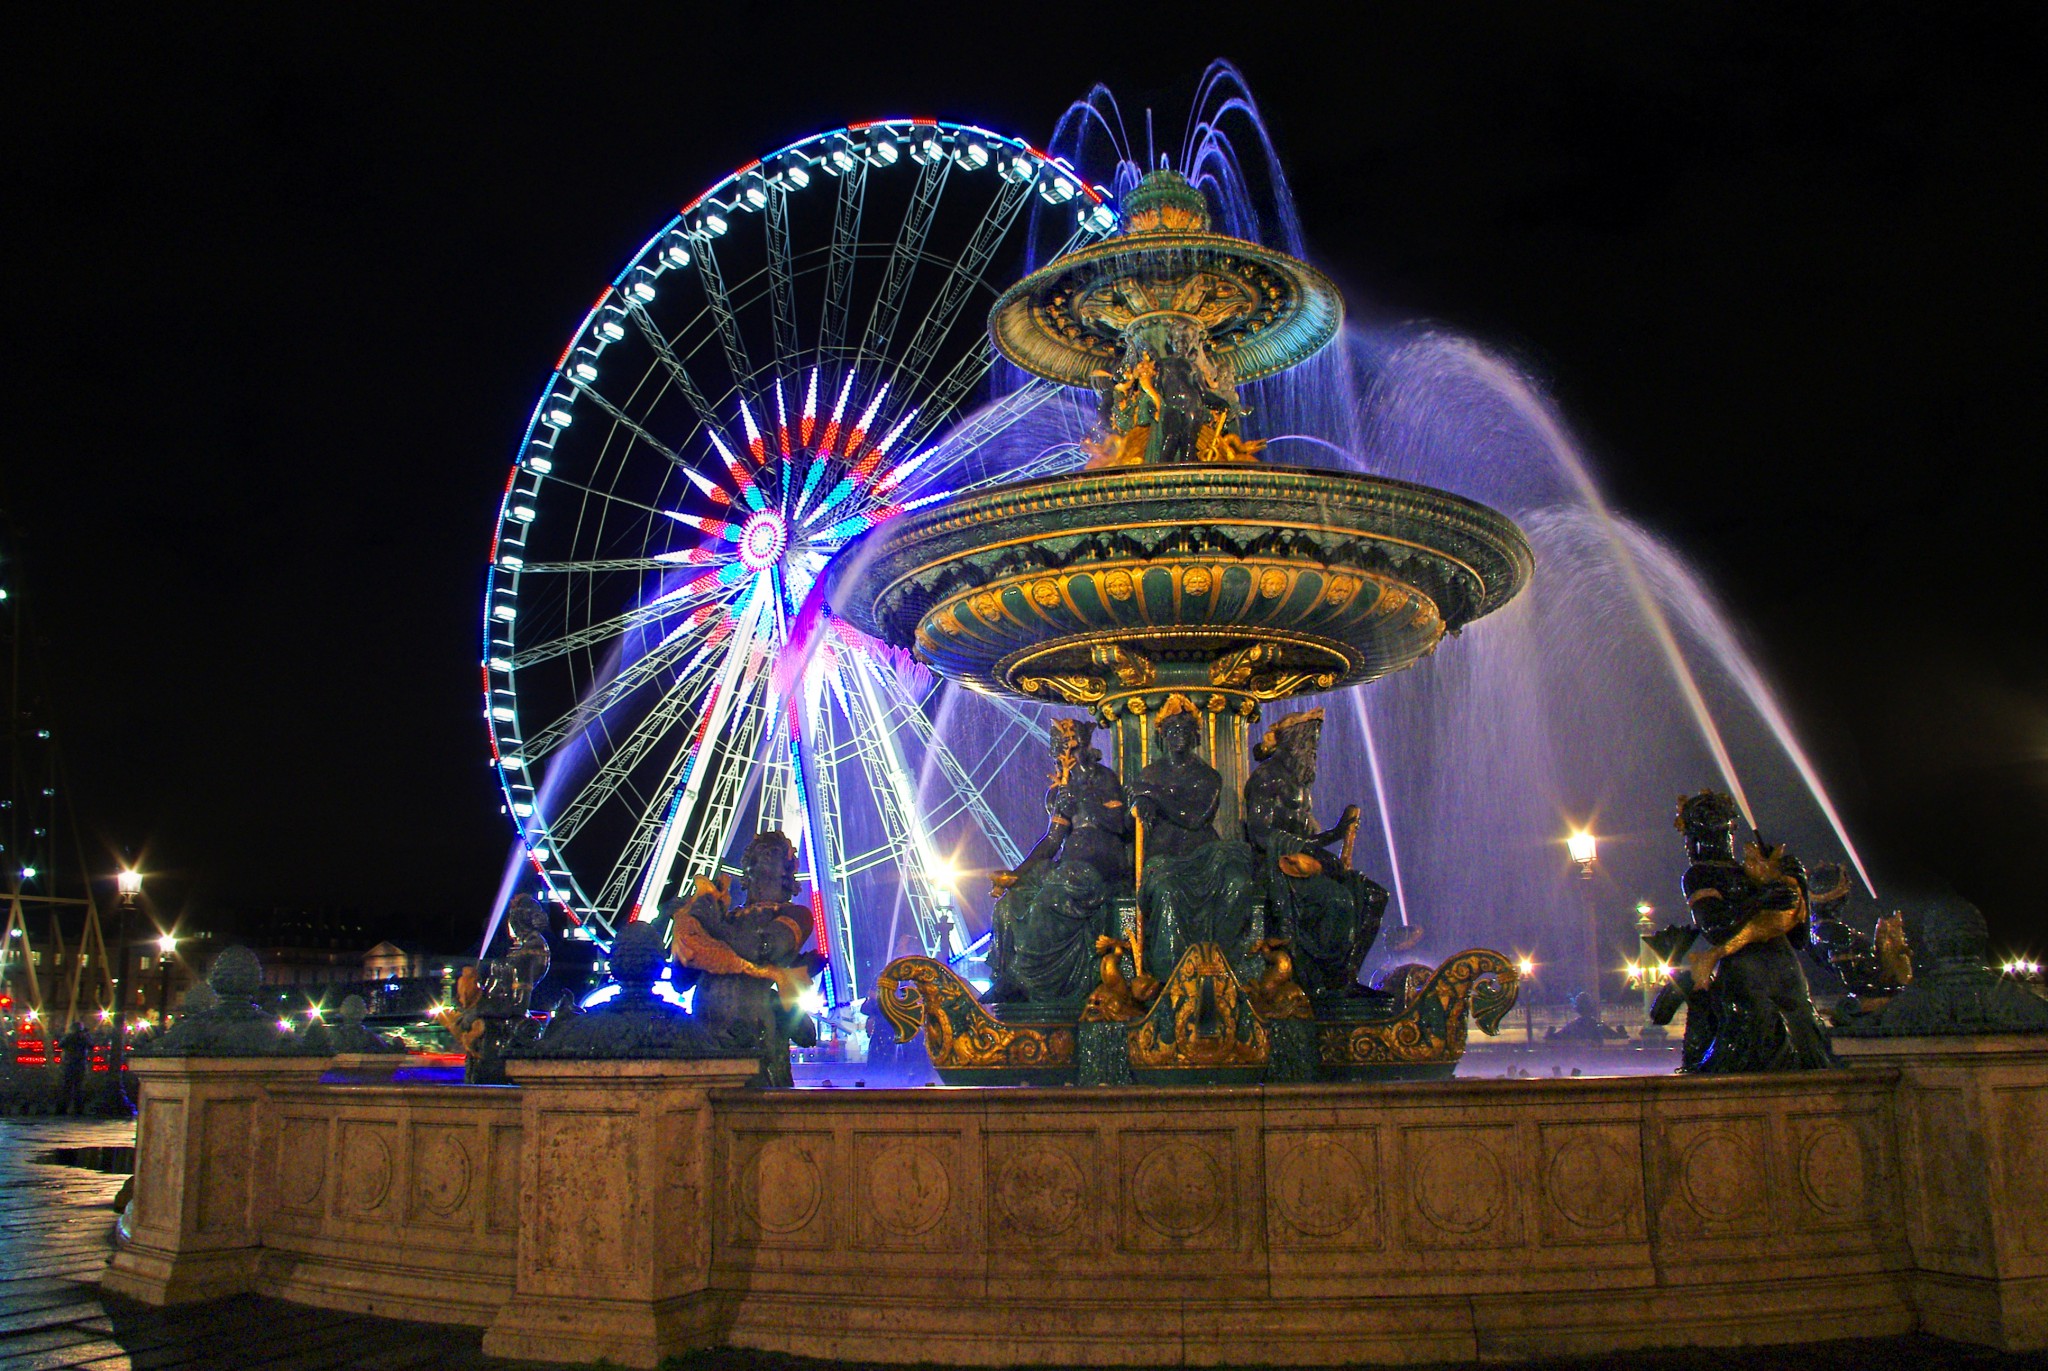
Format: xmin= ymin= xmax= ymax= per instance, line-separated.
xmin=101 ymin=1056 xmax=332 ymax=1305
xmin=482 ymin=1058 xmax=760 ymax=1369
xmin=1835 ymin=1035 xmax=2048 ymax=1351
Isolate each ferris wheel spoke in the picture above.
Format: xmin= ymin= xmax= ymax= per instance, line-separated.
xmin=626 ymin=301 xmax=727 ymax=451
xmin=865 ymin=660 xmax=1027 ymax=869
xmin=764 ymin=186 xmax=801 ymax=371
xmin=515 ymin=556 xmax=721 ymax=575
xmin=688 ymin=237 xmax=757 ymax=395
xmin=512 ymin=577 xmax=734 ymax=670
xmin=626 ymin=579 xmax=774 ymax=915
xmin=668 ymin=673 xmax=780 ymax=893
xmin=573 ymin=382 xmax=687 ymax=466
xmin=887 ymin=173 xmax=1035 ymax=425
xmin=523 ymin=615 xmax=730 ymax=770
xmin=817 ymin=157 xmax=869 ymax=365
xmin=830 ymin=652 xmax=954 ymax=954
xmin=800 ymin=684 xmax=859 ymax=989
xmin=855 ymin=377 xmax=1071 ymax=517
xmin=854 ymin=154 xmax=950 ymax=382
xmin=546 ymin=669 xmax=716 ymax=848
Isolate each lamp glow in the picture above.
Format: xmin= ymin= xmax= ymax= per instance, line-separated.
xmin=116 ymin=869 xmax=142 ymax=898
xmin=1566 ymin=829 xmax=1597 ymax=866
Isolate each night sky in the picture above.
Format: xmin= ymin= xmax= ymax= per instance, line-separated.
xmin=7 ymin=6 xmax=2044 ymax=954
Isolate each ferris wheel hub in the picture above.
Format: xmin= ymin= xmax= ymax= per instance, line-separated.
xmin=738 ymin=510 xmax=789 ymax=572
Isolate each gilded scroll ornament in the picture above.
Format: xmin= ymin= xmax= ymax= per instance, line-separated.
xmin=877 ymin=956 xmax=1076 ymax=1072
xmin=1315 ymin=949 xmax=1521 ymax=1068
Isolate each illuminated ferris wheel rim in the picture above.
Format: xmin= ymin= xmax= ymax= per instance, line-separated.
xmin=480 ymin=117 xmax=1112 ymax=945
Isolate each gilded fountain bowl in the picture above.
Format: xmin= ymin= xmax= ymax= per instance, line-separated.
xmin=829 ymin=463 xmax=1533 ymax=705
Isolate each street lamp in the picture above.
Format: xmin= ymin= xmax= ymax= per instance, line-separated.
xmin=1565 ymin=828 xmax=1599 ymax=1017
xmin=156 ymin=933 xmax=178 ymax=1023
xmin=112 ymin=870 xmax=141 ymax=1082
xmin=1634 ymin=901 xmax=1667 ymax=1038
xmin=1516 ymin=957 xmax=1537 ymax=1043
xmin=1566 ymin=829 xmax=1598 ymax=871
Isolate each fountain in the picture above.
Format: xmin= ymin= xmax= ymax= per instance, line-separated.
xmin=831 ymin=168 xmax=1531 ymax=1084
xmin=100 ymin=74 xmax=2048 ymax=1371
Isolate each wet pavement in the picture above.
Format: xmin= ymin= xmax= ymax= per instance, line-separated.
xmin=0 ymin=1115 xmax=2037 ymax=1369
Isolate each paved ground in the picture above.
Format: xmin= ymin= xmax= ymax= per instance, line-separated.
xmin=0 ymin=1115 xmax=2039 ymax=1370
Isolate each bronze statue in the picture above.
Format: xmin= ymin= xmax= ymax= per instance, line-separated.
xmin=502 ymin=894 xmax=553 ymax=1002
xmin=1649 ymin=791 xmax=1835 ymax=1073
xmin=989 ymin=718 xmax=1132 ymax=1004
xmin=1244 ymin=709 xmax=1388 ymax=999
xmin=1806 ymin=861 xmax=1913 ymax=1016
xmin=669 ymin=830 xmax=824 ymax=1085
xmin=1129 ymin=694 xmax=1258 ymax=982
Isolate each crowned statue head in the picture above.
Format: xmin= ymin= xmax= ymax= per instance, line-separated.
xmin=740 ymin=829 xmax=800 ymax=908
xmin=1153 ymin=693 xmax=1203 ymax=759
xmin=1051 ymin=717 xmax=1100 ymax=776
xmin=1675 ymin=790 xmax=1741 ymax=862
xmin=1255 ymin=708 xmax=1324 ymax=781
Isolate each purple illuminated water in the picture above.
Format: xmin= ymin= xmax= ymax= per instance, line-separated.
xmin=924 ymin=63 xmax=1883 ymax=1008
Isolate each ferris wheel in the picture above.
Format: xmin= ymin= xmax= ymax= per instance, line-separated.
xmin=483 ymin=120 xmax=1112 ymax=1003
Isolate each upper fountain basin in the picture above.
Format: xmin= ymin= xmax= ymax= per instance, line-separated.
xmin=829 ymin=463 xmax=1533 ymax=705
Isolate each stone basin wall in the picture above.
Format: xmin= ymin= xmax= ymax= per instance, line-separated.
xmin=101 ymin=1040 xmax=2048 ymax=1367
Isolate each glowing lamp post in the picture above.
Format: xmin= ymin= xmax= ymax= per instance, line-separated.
xmin=1516 ymin=957 xmax=1537 ymax=1043
xmin=1565 ymin=829 xmax=1599 ymax=1016
xmin=1633 ymin=900 xmax=1667 ymax=1038
xmin=112 ymin=870 xmax=142 ymax=1079
xmin=156 ymin=933 xmax=178 ymax=1023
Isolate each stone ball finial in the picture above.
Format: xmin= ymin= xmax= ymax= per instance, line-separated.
xmin=1916 ymin=900 xmax=1991 ymax=966
xmin=609 ymin=921 xmax=665 ymax=990
xmin=208 ymin=946 xmax=263 ymax=1000
xmin=338 ymin=994 xmax=368 ymax=1026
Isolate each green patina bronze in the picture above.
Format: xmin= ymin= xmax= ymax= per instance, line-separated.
xmin=837 ymin=169 xmax=1532 ymax=1085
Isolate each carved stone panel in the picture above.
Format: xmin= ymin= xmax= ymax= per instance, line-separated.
xmin=486 ymin=1122 xmax=522 ymax=1237
xmin=1536 ymin=1123 xmax=1644 ymax=1247
xmin=726 ymin=1129 xmax=833 ymax=1250
xmin=196 ymin=1098 xmax=253 ymax=1235
xmin=1398 ymin=1124 xmax=1521 ymax=1249
xmin=530 ymin=1108 xmax=634 ymax=1278
xmin=408 ymin=1122 xmax=477 ymax=1229
xmin=1992 ymin=1085 xmax=2048 ymax=1259
xmin=137 ymin=1097 xmax=185 ymax=1231
xmin=985 ymin=1129 xmax=1098 ymax=1252
xmin=1119 ymin=1129 xmax=1239 ymax=1252
xmin=1785 ymin=1111 xmax=1874 ymax=1231
xmin=1265 ymin=1128 xmax=1383 ymax=1250
xmin=1654 ymin=1114 xmax=1771 ymax=1241
xmin=1900 ymin=1084 xmax=1990 ymax=1268
xmin=853 ymin=1131 xmax=966 ymax=1251
xmin=277 ymin=1115 xmax=329 ymax=1216
xmin=335 ymin=1119 xmax=399 ymax=1221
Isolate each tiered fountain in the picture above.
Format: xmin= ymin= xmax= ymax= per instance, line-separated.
xmin=832 ymin=170 xmax=1533 ymax=1084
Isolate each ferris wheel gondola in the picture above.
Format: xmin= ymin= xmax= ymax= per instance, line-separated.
xmin=482 ymin=120 xmax=1111 ymax=1002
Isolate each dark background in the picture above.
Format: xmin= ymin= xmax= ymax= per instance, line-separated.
xmin=5 ymin=5 xmax=2043 ymax=954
